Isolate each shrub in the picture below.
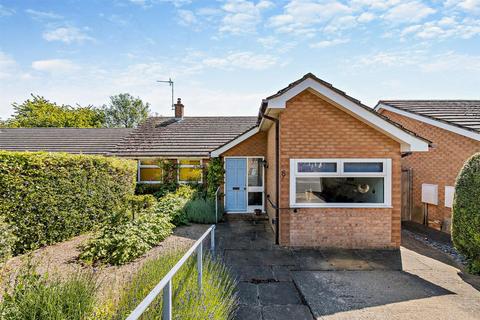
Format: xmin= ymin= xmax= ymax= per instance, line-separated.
xmin=135 ymin=182 xmax=178 ymax=198
xmin=0 ymin=216 xmax=16 ymax=264
xmin=0 ymin=262 xmax=97 ymax=320
xmin=0 ymin=151 xmax=136 ymax=254
xmin=110 ymin=250 xmax=238 ymax=320
xmin=80 ymin=208 xmax=174 ymax=265
xmin=155 ymin=185 xmax=197 ymax=226
xmin=452 ymin=153 xmax=480 ymax=274
xmin=184 ymin=198 xmax=217 ymax=224
xmin=128 ymin=194 xmax=157 ymax=219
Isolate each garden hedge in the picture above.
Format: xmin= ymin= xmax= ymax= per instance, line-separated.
xmin=452 ymin=153 xmax=480 ymax=274
xmin=0 ymin=151 xmax=137 ymax=254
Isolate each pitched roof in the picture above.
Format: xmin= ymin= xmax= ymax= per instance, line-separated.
xmin=0 ymin=128 xmax=133 ymax=154
xmin=259 ymin=73 xmax=431 ymax=152
xmin=377 ymin=100 xmax=480 ymax=133
xmin=112 ymin=116 xmax=258 ymax=157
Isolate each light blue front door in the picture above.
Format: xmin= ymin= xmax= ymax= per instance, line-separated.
xmin=225 ymin=158 xmax=247 ymax=212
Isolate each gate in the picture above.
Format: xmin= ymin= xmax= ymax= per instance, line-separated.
xmin=401 ymin=168 xmax=413 ymax=221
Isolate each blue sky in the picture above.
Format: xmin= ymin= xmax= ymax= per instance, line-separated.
xmin=0 ymin=0 xmax=479 ymax=119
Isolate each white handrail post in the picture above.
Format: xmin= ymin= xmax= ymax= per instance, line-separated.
xmin=210 ymin=225 xmax=215 ymax=257
xmin=162 ymin=280 xmax=172 ymax=320
xmin=197 ymin=243 xmax=203 ymax=290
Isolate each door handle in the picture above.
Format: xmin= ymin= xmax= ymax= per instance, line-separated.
xmin=232 ymin=187 xmax=240 ymax=190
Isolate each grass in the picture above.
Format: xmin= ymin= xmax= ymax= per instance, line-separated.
xmin=108 ymin=250 xmax=238 ymax=320
xmin=0 ymin=261 xmax=96 ymax=320
xmin=184 ymin=198 xmax=218 ymax=224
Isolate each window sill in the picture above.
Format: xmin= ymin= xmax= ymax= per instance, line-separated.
xmin=137 ymin=181 xmax=163 ymax=184
xmin=290 ymin=204 xmax=393 ymax=209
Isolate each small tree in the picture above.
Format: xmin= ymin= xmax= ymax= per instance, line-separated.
xmin=452 ymin=153 xmax=480 ymax=274
xmin=103 ymin=93 xmax=150 ymax=128
xmin=5 ymin=95 xmax=105 ymax=128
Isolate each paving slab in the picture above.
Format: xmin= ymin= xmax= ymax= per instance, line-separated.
xmin=237 ymin=282 xmax=259 ymax=305
xmin=258 ymin=282 xmax=302 ymax=305
xmin=262 ymin=305 xmax=314 ymax=320
xmin=235 ymin=305 xmax=262 ymax=320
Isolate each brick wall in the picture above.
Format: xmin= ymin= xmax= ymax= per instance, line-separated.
xmin=221 ymin=131 xmax=267 ymax=157
xmin=279 ymin=91 xmax=402 ymax=248
xmin=380 ymin=109 xmax=480 ymax=232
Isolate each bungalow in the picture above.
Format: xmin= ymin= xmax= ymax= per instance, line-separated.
xmin=0 ymin=73 xmax=430 ymax=248
xmin=375 ymin=100 xmax=480 ymax=233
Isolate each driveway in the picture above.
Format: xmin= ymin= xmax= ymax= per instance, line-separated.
xmin=216 ymin=219 xmax=480 ymax=320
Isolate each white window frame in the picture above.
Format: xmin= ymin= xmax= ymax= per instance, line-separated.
xmin=178 ymin=158 xmax=203 ymax=184
xmin=289 ymin=158 xmax=392 ymax=208
xmin=137 ymin=159 xmax=162 ymax=184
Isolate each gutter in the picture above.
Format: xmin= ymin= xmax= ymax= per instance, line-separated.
xmin=260 ymin=108 xmax=280 ymax=245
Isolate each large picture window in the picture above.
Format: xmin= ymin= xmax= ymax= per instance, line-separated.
xmin=178 ymin=159 xmax=203 ymax=183
xmin=138 ymin=159 xmax=162 ymax=184
xmin=290 ymin=159 xmax=391 ymax=208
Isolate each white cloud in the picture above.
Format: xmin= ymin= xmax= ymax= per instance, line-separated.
xmin=355 ymin=50 xmax=424 ymax=67
xmin=350 ymin=0 xmax=401 ymax=10
xmin=445 ymin=0 xmax=480 ymax=11
xmin=383 ymin=1 xmax=436 ymax=23
xmin=202 ymin=51 xmax=279 ymax=70
xmin=0 ymin=4 xmax=15 ymax=17
xmin=43 ymin=26 xmax=94 ymax=44
xmin=25 ymin=9 xmax=63 ymax=20
xmin=31 ymin=59 xmax=79 ymax=73
xmin=0 ymin=52 xmax=17 ymax=79
xmin=310 ymin=38 xmax=350 ymax=48
xmin=177 ymin=9 xmax=197 ymax=26
xmin=358 ymin=12 xmax=376 ymax=23
xmin=401 ymin=17 xmax=480 ymax=40
xmin=220 ymin=0 xmax=274 ymax=34
xmin=257 ymin=36 xmax=279 ymax=48
xmin=268 ymin=0 xmax=352 ymax=36
xmin=422 ymin=52 xmax=480 ymax=72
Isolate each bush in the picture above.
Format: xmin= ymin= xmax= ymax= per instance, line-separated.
xmin=128 ymin=194 xmax=157 ymax=219
xmin=0 ymin=262 xmax=97 ymax=320
xmin=184 ymin=198 xmax=217 ymax=224
xmin=0 ymin=216 xmax=16 ymax=264
xmin=110 ymin=250 xmax=238 ymax=320
xmin=155 ymin=185 xmax=197 ymax=226
xmin=80 ymin=208 xmax=174 ymax=265
xmin=135 ymin=182 xmax=178 ymax=198
xmin=0 ymin=151 xmax=137 ymax=255
xmin=452 ymin=153 xmax=480 ymax=274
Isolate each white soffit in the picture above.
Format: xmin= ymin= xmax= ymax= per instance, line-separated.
xmin=265 ymin=78 xmax=429 ymax=152
xmin=376 ymin=103 xmax=480 ymax=142
xmin=210 ymin=126 xmax=259 ymax=157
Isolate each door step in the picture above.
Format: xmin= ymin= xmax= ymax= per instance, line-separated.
xmin=225 ymin=213 xmax=268 ymax=221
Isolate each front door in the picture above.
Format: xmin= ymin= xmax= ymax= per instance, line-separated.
xmin=225 ymin=158 xmax=247 ymax=212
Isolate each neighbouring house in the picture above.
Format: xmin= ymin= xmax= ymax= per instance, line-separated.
xmin=375 ymin=100 xmax=480 ymax=233
xmin=0 ymin=73 xmax=430 ymax=248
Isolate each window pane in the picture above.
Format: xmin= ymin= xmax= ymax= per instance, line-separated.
xmin=295 ymin=177 xmax=384 ymax=203
xmin=140 ymin=159 xmax=159 ymax=166
xmin=248 ymin=158 xmax=263 ymax=187
xmin=248 ymin=192 xmax=263 ymax=206
xmin=344 ymin=162 xmax=383 ymax=173
xmin=179 ymin=167 xmax=202 ymax=182
xmin=140 ymin=168 xmax=162 ymax=182
xmin=298 ymin=162 xmax=337 ymax=173
xmin=179 ymin=159 xmax=201 ymax=166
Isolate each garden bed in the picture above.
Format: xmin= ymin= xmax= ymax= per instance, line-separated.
xmin=1 ymin=224 xmax=210 ymax=301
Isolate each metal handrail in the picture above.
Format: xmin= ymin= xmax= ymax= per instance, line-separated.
xmin=126 ymin=224 xmax=216 ymax=320
xmin=215 ymin=186 xmax=221 ymax=223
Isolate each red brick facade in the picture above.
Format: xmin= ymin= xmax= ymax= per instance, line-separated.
xmin=380 ymin=109 xmax=480 ymax=232
xmin=220 ymin=90 xmax=409 ymax=248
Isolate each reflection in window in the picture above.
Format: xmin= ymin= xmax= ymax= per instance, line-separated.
xmin=248 ymin=158 xmax=263 ymax=187
xmin=178 ymin=159 xmax=202 ymax=183
xmin=295 ymin=177 xmax=384 ymax=203
xmin=298 ymin=162 xmax=337 ymax=173
xmin=248 ymin=192 xmax=263 ymax=206
xmin=138 ymin=159 xmax=162 ymax=183
xmin=344 ymin=162 xmax=383 ymax=173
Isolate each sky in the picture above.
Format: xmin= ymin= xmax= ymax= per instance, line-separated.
xmin=0 ymin=0 xmax=479 ymax=119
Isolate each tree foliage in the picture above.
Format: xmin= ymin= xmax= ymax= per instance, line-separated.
xmin=103 ymin=93 xmax=150 ymax=128
xmin=452 ymin=153 xmax=480 ymax=274
xmin=4 ymin=95 xmax=105 ymax=128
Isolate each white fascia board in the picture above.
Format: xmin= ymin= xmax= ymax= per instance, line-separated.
xmin=376 ymin=103 xmax=480 ymax=142
xmin=266 ymin=78 xmax=429 ymax=152
xmin=210 ymin=126 xmax=260 ymax=157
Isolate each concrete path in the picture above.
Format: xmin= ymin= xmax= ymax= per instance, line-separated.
xmin=216 ymin=219 xmax=480 ymax=320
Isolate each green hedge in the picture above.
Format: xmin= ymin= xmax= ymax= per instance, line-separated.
xmin=452 ymin=153 xmax=480 ymax=274
xmin=0 ymin=216 xmax=16 ymax=263
xmin=0 ymin=151 xmax=137 ymax=255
